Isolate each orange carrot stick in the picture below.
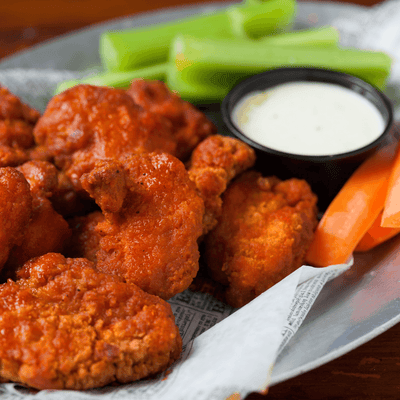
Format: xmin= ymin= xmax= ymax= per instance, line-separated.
xmin=305 ymin=144 xmax=396 ymax=267
xmin=381 ymin=141 xmax=400 ymax=227
xmin=355 ymin=211 xmax=400 ymax=252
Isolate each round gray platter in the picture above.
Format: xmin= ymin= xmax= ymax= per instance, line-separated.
xmin=1 ymin=1 xmax=399 ymax=386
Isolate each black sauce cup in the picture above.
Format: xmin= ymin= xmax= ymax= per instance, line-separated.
xmin=221 ymin=67 xmax=395 ymax=210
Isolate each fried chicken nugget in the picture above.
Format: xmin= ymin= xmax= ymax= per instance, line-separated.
xmin=205 ymin=171 xmax=318 ymax=308
xmin=0 ymin=167 xmax=32 ymax=270
xmin=127 ymin=80 xmax=216 ymax=160
xmin=0 ymin=253 xmax=182 ymax=390
xmin=187 ymin=135 xmax=256 ymax=235
xmin=4 ymin=161 xmax=71 ymax=275
xmin=67 ymin=211 xmax=104 ymax=263
xmin=78 ymin=152 xmax=204 ymax=300
xmin=0 ymin=86 xmax=40 ymax=167
xmin=32 ymin=84 xmax=178 ymax=192
xmin=0 ymin=86 xmax=40 ymax=123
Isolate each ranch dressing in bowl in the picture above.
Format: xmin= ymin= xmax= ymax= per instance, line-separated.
xmin=222 ymin=67 xmax=394 ymax=209
xmin=231 ymin=81 xmax=385 ymax=157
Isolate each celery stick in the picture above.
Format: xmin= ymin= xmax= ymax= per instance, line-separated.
xmin=54 ymin=63 xmax=168 ymax=95
xmin=100 ymin=0 xmax=297 ymax=71
xmin=170 ymin=35 xmax=392 ymax=90
xmin=167 ymin=28 xmax=338 ymax=102
xmin=244 ymin=0 xmax=275 ymax=4
xmin=166 ymin=66 xmax=228 ymax=103
xmin=100 ymin=12 xmax=231 ymax=71
xmin=55 ymin=79 xmax=81 ymax=95
xmin=260 ymin=26 xmax=340 ymax=48
xmin=227 ymin=0 xmax=296 ymax=39
xmin=56 ymin=25 xmax=338 ymax=100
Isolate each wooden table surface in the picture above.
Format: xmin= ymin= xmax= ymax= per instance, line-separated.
xmin=1 ymin=0 xmax=400 ymax=399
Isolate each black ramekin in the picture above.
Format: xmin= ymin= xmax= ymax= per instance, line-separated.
xmin=221 ymin=67 xmax=395 ymax=210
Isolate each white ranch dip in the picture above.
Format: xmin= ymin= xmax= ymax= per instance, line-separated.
xmin=231 ymin=81 xmax=385 ymax=156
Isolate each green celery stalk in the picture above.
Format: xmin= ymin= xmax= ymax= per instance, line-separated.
xmin=55 ymin=27 xmax=341 ymax=100
xmin=166 ymin=66 xmax=229 ymax=103
xmin=54 ymin=63 xmax=224 ymax=103
xmin=54 ymin=63 xmax=168 ymax=95
xmin=227 ymin=0 xmax=296 ymax=39
xmin=55 ymin=79 xmax=83 ymax=95
xmin=170 ymin=35 xmax=392 ymax=91
xmin=244 ymin=0 xmax=277 ymax=4
xmin=99 ymin=0 xmax=296 ymax=71
xmin=100 ymin=12 xmax=231 ymax=72
xmin=166 ymin=27 xmax=339 ymax=102
xmin=260 ymin=26 xmax=340 ymax=48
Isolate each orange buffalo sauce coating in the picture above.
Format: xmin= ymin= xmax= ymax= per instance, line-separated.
xmin=0 ymin=253 xmax=182 ymax=390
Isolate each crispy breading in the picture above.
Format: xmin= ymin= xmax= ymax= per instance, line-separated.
xmin=0 ymin=167 xmax=32 ymax=270
xmin=0 ymin=86 xmax=40 ymax=167
xmin=32 ymin=84 xmax=178 ymax=191
xmin=127 ymin=80 xmax=216 ymax=160
xmin=33 ymin=84 xmax=216 ymax=194
xmin=0 ymin=253 xmax=181 ymax=390
xmin=3 ymin=161 xmax=71 ymax=276
xmin=76 ymin=152 xmax=204 ymax=300
xmin=187 ymin=135 xmax=256 ymax=235
xmin=0 ymin=86 xmax=40 ymax=123
xmin=49 ymin=169 xmax=98 ymax=218
xmin=66 ymin=211 xmax=104 ymax=263
xmin=205 ymin=171 xmax=318 ymax=308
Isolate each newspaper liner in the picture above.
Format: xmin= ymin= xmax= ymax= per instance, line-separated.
xmin=0 ymin=0 xmax=400 ymax=397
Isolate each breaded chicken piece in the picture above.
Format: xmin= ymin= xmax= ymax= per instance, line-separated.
xmin=32 ymin=84 xmax=215 ymax=194
xmin=0 ymin=86 xmax=40 ymax=123
xmin=78 ymin=152 xmax=204 ymax=300
xmin=66 ymin=211 xmax=104 ymax=263
xmin=0 ymin=253 xmax=182 ymax=390
xmin=48 ymin=169 xmax=98 ymax=219
xmin=205 ymin=171 xmax=318 ymax=308
xmin=3 ymin=161 xmax=71 ymax=276
xmin=187 ymin=135 xmax=256 ymax=235
xmin=32 ymin=84 xmax=178 ymax=192
xmin=127 ymin=80 xmax=216 ymax=160
xmin=0 ymin=167 xmax=32 ymax=270
xmin=0 ymin=86 xmax=40 ymax=167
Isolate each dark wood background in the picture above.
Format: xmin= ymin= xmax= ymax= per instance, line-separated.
xmin=0 ymin=0 xmax=383 ymax=61
xmin=1 ymin=0 xmax=400 ymax=398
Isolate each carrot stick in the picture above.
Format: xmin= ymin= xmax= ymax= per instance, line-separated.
xmin=355 ymin=211 xmax=400 ymax=252
xmin=305 ymin=143 xmax=396 ymax=267
xmin=381 ymin=141 xmax=400 ymax=227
